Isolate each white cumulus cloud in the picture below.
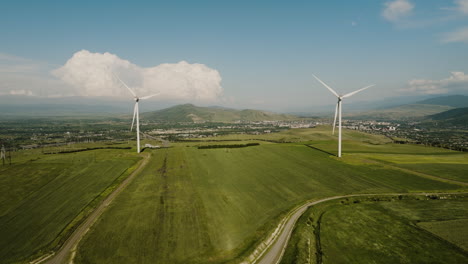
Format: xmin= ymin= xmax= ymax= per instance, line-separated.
xmin=455 ymin=0 xmax=468 ymax=14
xmin=404 ymin=72 xmax=468 ymax=94
xmin=52 ymin=50 xmax=223 ymax=101
xmin=382 ymin=0 xmax=414 ymax=22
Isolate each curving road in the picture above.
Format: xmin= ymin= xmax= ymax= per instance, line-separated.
xmin=255 ymin=195 xmax=347 ymax=264
xmin=255 ymin=192 xmax=467 ymax=264
xmin=35 ymin=153 xmax=151 ymax=264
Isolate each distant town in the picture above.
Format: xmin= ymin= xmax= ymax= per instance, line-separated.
xmin=1 ymin=117 xmax=466 ymax=153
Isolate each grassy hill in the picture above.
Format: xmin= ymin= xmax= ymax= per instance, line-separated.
xmin=141 ymin=104 xmax=298 ymax=122
xmin=425 ymin=107 xmax=468 ymax=127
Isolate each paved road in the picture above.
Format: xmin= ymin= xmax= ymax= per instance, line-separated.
xmin=256 ymin=195 xmax=347 ymax=264
xmin=255 ymin=192 xmax=467 ymax=264
xmin=39 ymin=153 xmax=151 ymax=264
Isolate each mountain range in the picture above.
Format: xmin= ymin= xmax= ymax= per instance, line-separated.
xmin=347 ymin=95 xmax=468 ymax=120
xmin=141 ymin=104 xmax=298 ymax=122
xmin=1 ymin=94 xmax=467 ymax=124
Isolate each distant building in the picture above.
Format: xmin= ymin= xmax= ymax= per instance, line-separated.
xmin=144 ymin=144 xmax=160 ymax=149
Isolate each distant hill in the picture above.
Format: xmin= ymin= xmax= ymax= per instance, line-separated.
xmin=426 ymin=107 xmax=468 ymax=127
xmin=348 ymin=95 xmax=468 ymax=121
xmin=141 ymin=104 xmax=298 ymax=122
xmin=415 ymin=95 xmax=468 ymax=108
xmin=348 ymin=104 xmax=454 ymax=120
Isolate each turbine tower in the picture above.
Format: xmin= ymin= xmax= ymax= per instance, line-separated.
xmin=112 ymin=73 xmax=159 ymax=153
xmin=313 ymin=74 xmax=374 ymax=158
xmin=1 ymin=145 xmax=5 ymax=165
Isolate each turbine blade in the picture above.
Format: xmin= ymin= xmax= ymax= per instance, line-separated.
xmin=332 ymin=102 xmax=338 ymax=135
xmin=313 ymin=74 xmax=339 ymax=97
xmin=140 ymin=92 xmax=160 ymax=100
xmin=130 ymin=103 xmax=137 ymax=131
xmin=112 ymin=72 xmax=137 ymax=97
xmin=342 ymin=84 xmax=375 ymax=98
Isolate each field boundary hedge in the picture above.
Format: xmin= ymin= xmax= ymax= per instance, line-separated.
xmin=197 ymin=143 xmax=260 ymax=149
xmin=44 ymin=147 xmax=131 ymax=154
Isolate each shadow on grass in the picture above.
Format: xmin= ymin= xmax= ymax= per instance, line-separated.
xmin=305 ymin=144 xmax=336 ymax=157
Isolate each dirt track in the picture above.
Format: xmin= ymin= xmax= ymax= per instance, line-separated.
xmin=38 ymin=153 xmax=150 ymax=264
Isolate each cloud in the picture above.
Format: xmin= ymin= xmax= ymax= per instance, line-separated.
xmin=382 ymin=0 xmax=414 ymax=22
xmin=8 ymin=89 xmax=33 ymax=96
xmin=52 ymin=50 xmax=223 ymax=101
xmin=455 ymin=0 xmax=468 ymax=14
xmin=442 ymin=26 xmax=468 ymax=43
xmin=404 ymin=72 xmax=468 ymax=94
xmin=0 ymin=53 xmax=71 ymax=97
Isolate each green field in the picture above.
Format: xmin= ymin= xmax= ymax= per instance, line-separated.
xmin=281 ymin=195 xmax=468 ymax=264
xmin=0 ymin=148 xmax=141 ymax=264
xmin=75 ymin=128 xmax=465 ymax=264
xmin=418 ymin=219 xmax=468 ymax=251
xmin=2 ymin=127 xmax=466 ymax=264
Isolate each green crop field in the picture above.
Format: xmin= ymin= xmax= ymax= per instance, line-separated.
xmin=3 ymin=127 xmax=466 ymax=264
xmin=368 ymin=155 xmax=468 ymax=183
xmin=0 ymin=148 xmax=141 ymax=264
xmin=281 ymin=195 xmax=468 ymax=264
xmin=418 ymin=219 xmax=468 ymax=251
xmin=74 ymin=128 xmax=466 ymax=264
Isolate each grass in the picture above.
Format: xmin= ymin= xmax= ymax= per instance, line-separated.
xmin=3 ymin=127 xmax=465 ymax=263
xmin=418 ymin=219 xmax=468 ymax=251
xmin=0 ymin=148 xmax=141 ymax=264
xmin=75 ymin=149 xmax=214 ymax=264
xmin=352 ymin=153 xmax=468 ymax=183
xmin=75 ymin=137 xmax=463 ymax=264
xmin=282 ymin=195 xmax=468 ymax=264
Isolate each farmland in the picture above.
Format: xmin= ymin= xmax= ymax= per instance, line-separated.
xmin=0 ymin=147 xmax=141 ymax=264
xmin=74 ymin=127 xmax=466 ymax=264
xmin=1 ymin=126 xmax=467 ymax=264
xmin=281 ymin=195 xmax=468 ymax=264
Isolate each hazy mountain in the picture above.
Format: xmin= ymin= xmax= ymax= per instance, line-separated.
xmin=0 ymin=95 xmax=176 ymax=117
xmin=415 ymin=95 xmax=468 ymax=108
xmin=141 ymin=104 xmax=298 ymax=122
xmin=347 ymin=95 xmax=468 ymax=120
xmin=426 ymin=107 xmax=468 ymax=127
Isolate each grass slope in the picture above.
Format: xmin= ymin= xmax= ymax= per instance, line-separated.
xmin=0 ymin=149 xmax=140 ymax=264
xmin=75 ymin=129 xmax=463 ymax=264
xmin=426 ymin=107 xmax=468 ymax=127
xmin=418 ymin=219 xmax=468 ymax=251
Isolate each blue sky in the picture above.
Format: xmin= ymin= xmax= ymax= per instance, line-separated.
xmin=0 ymin=0 xmax=467 ymax=111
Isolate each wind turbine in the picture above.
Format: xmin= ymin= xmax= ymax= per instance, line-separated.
xmin=313 ymin=74 xmax=374 ymax=158
xmin=112 ymin=73 xmax=159 ymax=153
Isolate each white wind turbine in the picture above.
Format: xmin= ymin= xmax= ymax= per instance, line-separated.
xmin=112 ymin=73 xmax=159 ymax=153
xmin=313 ymin=74 xmax=374 ymax=157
